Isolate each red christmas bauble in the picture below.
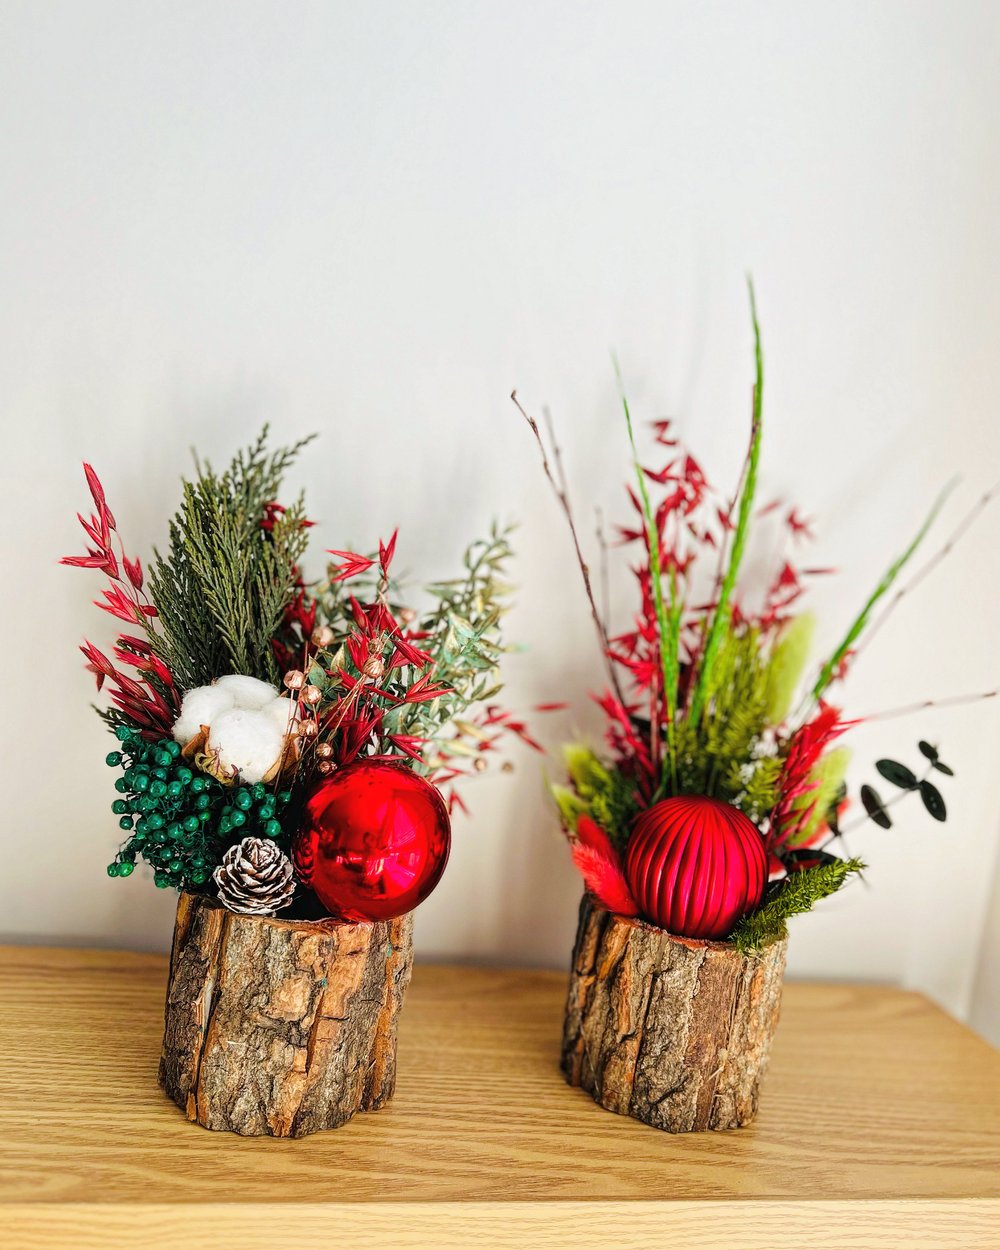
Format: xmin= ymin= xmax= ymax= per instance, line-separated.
xmin=624 ymin=795 xmax=766 ymax=940
xmin=293 ymin=761 xmax=451 ymax=922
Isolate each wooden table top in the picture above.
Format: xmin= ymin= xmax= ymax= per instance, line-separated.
xmin=1 ymin=945 xmax=998 ymax=1249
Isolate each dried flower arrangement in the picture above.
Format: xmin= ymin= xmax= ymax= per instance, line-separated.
xmin=62 ymin=427 xmax=538 ymax=1135
xmin=516 ymin=284 xmax=996 ymax=1132
xmin=63 ymin=428 xmax=536 ymax=920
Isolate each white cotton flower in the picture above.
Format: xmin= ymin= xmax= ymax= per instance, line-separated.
xmin=214 ymin=674 xmax=281 ymax=710
xmin=172 ymin=674 xmax=285 ymax=745
xmin=265 ymin=695 xmax=300 ymax=734
xmin=207 ymin=709 xmax=285 ymax=784
xmin=172 ymin=684 xmax=236 ymax=744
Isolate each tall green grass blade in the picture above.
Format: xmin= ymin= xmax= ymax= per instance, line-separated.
xmin=614 ymin=356 xmax=680 ymax=791
xmin=690 ymin=277 xmax=764 ymax=726
xmin=811 ymin=480 xmax=955 ymax=702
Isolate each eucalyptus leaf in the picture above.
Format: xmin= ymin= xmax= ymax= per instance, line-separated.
xmin=861 ymin=784 xmax=892 ymax=829
xmin=875 ymin=759 xmax=918 ymax=790
xmin=919 ymin=779 xmax=947 ymax=821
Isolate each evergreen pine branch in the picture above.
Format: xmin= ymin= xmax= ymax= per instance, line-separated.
xmin=730 ymin=857 xmax=865 ymax=953
xmin=690 ymin=276 xmax=763 ymax=726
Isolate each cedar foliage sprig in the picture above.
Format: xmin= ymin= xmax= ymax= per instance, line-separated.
xmin=149 ymin=428 xmax=314 ymax=689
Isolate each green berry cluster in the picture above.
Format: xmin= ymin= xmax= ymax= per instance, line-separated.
xmin=105 ymin=725 xmax=292 ymax=891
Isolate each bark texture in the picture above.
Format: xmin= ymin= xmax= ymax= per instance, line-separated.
xmin=159 ymin=892 xmax=414 ymax=1137
xmin=561 ymin=898 xmax=787 ymax=1132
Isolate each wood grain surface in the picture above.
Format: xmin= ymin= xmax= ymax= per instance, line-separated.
xmin=1 ymin=945 xmax=998 ymax=1249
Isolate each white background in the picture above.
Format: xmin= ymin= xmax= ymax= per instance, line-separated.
xmin=2 ymin=2 xmax=999 ymax=1041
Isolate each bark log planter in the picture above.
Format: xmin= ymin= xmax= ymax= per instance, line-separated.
xmin=561 ymin=898 xmax=787 ymax=1132
xmin=159 ymin=892 xmax=414 ymax=1137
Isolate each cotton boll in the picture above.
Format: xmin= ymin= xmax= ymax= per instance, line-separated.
xmin=214 ymin=674 xmax=281 ymax=710
xmin=208 ymin=709 xmax=284 ymax=784
xmin=173 ymin=684 xmax=236 ymax=744
xmin=266 ymin=696 xmax=300 ymax=734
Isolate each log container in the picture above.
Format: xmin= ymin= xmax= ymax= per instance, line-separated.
xmin=561 ymin=897 xmax=787 ymax=1132
xmin=159 ymin=891 xmax=414 ymax=1137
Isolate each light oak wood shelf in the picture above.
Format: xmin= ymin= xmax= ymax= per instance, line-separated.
xmin=1 ymin=945 xmax=998 ymax=1249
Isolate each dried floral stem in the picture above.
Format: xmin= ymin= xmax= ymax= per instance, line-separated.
xmin=510 ymin=391 xmax=628 ymax=711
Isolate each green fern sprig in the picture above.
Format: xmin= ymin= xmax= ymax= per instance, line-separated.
xmin=731 ymin=857 xmax=865 ymax=952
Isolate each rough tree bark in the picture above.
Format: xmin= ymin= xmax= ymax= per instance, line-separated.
xmin=159 ymin=892 xmax=414 ymax=1137
xmin=561 ymin=898 xmax=787 ymax=1132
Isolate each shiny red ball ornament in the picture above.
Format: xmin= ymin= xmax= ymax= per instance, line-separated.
xmin=293 ymin=761 xmax=451 ymax=922
xmin=624 ymin=795 xmax=767 ymax=940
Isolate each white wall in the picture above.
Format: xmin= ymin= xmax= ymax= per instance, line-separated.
xmin=2 ymin=1 xmax=999 ymax=1027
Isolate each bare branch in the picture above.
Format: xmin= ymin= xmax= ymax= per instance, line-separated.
xmin=595 ymin=505 xmax=611 ymax=641
xmin=511 ymin=390 xmax=628 ymax=710
xmin=859 ymin=688 xmax=998 ymax=723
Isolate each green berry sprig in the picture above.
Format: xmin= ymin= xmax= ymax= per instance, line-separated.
xmin=105 ymin=725 xmax=292 ymax=892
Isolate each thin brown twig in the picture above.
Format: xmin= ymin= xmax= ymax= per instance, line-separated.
xmin=511 ymin=390 xmax=628 ymax=710
xmin=595 ymin=505 xmax=611 ymax=643
xmin=859 ymin=688 xmax=998 ymax=723
xmin=542 ymin=406 xmax=569 ymax=496
xmin=857 ymin=480 xmax=1000 ymax=656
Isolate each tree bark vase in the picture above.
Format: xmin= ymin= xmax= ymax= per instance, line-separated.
xmin=158 ymin=892 xmax=414 ymax=1137
xmin=561 ymin=897 xmax=787 ymax=1132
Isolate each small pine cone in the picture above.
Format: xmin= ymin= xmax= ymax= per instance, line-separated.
xmin=213 ymin=837 xmax=296 ymax=916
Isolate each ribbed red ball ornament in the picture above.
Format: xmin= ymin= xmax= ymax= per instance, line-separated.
xmin=293 ymin=760 xmax=451 ymax=922
xmin=624 ymin=795 xmax=767 ymax=940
